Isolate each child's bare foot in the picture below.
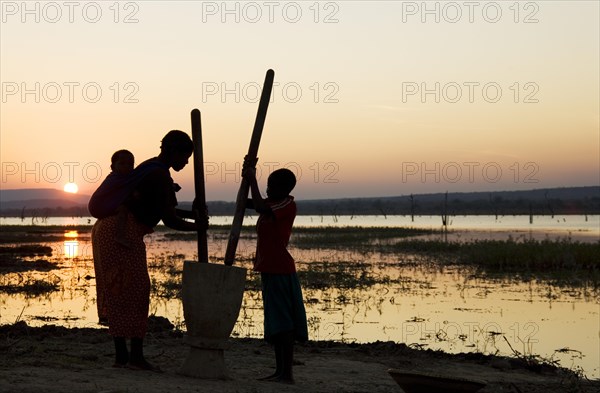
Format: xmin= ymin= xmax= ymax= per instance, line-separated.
xmin=257 ymin=373 xmax=280 ymax=381
xmin=273 ymin=376 xmax=295 ymax=384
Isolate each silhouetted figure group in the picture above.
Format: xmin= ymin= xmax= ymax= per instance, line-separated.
xmin=90 ymin=130 xmax=307 ymax=382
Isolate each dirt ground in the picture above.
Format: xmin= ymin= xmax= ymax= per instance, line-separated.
xmin=1 ymin=322 xmax=597 ymax=393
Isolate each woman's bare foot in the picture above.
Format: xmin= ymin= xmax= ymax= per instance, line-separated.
xmin=127 ymin=359 xmax=162 ymax=373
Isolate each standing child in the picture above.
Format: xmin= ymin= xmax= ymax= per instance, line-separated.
xmin=242 ymin=158 xmax=308 ymax=384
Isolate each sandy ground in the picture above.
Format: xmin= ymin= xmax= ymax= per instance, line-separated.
xmin=1 ymin=322 xmax=598 ymax=393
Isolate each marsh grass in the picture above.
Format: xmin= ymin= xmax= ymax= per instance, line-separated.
xmin=0 ymin=225 xmax=92 ymax=233
xmin=4 ymin=224 xmax=595 ymax=283
xmin=0 ymin=276 xmax=59 ymax=296
xmin=151 ymin=277 xmax=181 ymax=298
xmin=0 ymin=257 xmax=59 ymax=273
xmin=0 ymin=245 xmax=53 ymax=256
xmin=249 ymin=225 xmax=598 ymax=287
xmin=385 ymin=238 xmax=600 ymax=286
xmin=0 ymin=225 xmax=91 ymax=244
xmin=3 ymin=225 xmax=596 ymax=299
xmin=146 ymin=250 xmax=393 ymax=295
xmin=298 ymin=261 xmax=390 ymax=289
xmin=161 ymin=225 xmax=434 ymax=244
xmin=290 ymin=226 xmax=435 ymax=249
xmin=147 ymin=228 xmax=599 ymax=296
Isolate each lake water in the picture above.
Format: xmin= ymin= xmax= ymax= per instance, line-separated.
xmin=2 ymin=214 xmax=599 ymax=239
xmin=0 ymin=216 xmax=598 ymax=378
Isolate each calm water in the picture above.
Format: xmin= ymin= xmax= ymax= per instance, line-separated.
xmin=0 ymin=216 xmax=598 ymax=378
xmin=2 ymin=214 xmax=599 ymax=238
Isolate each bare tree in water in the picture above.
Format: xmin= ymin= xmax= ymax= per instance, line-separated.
xmin=441 ymin=192 xmax=449 ymax=232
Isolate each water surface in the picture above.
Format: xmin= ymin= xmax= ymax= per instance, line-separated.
xmin=0 ymin=228 xmax=597 ymax=378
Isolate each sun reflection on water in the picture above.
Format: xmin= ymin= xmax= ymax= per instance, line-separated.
xmin=63 ymin=231 xmax=79 ymax=258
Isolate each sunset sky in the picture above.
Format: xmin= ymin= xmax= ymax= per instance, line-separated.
xmin=1 ymin=1 xmax=598 ymax=201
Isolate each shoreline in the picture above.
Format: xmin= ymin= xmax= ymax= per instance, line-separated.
xmin=1 ymin=322 xmax=598 ymax=393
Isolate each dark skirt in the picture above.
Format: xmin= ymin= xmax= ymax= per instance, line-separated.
xmin=261 ymin=272 xmax=308 ymax=343
xmin=92 ymin=213 xmax=152 ymax=338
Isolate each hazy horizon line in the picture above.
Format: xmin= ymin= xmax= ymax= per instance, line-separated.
xmin=1 ymin=184 xmax=598 ymax=204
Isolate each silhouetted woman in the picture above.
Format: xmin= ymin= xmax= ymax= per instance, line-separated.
xmin=91 ymin=130 xmax=205 ymax=370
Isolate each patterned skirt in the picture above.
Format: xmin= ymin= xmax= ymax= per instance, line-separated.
xmin=261 ymin=272 xmax=308 ymax=343
xmin=91 ymin=213 xmax=152 ymax=338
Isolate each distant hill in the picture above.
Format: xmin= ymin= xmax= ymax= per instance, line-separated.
xmin=1 ymin=188 xmax=89 ymax=209
xmin=1 ymin=186 xmax=599 ymax=217
xmin=0 ymin=188 xmax=90 ymax=204
xmin=294 ymin=186 xmax=600 ymax=216
xmin=185 ymin=186 xmax=600 ymax=216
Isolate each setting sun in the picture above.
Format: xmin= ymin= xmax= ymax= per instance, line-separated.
xmin=63 ymin=183 xmax=79 ymax=194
